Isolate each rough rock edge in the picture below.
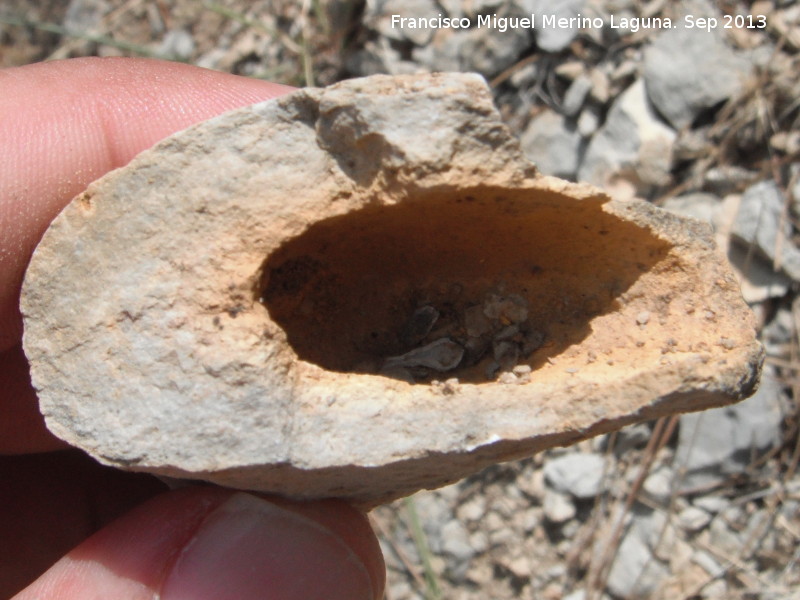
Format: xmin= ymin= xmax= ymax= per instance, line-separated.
xmin=21 ymin=73 xmax=763 ymax=508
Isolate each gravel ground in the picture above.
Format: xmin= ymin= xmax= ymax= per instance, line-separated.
xmin=2 ymin=1 xmax=799 ymax=598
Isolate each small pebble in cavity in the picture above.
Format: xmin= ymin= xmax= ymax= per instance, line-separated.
xmin=636 ymin=310 xmax=651 ymax=325
xmin=498 ymin=372 xmax=518 ymax=384
xmin=485 ymin=360 xmax=500 ymax=380
xmin=462 ymin=335 xmax=491 ymax=367
xmin=493 ymin=340 xmax=519 ymax=371
xmin=431 ymin=377 xmax=461 ymax=394
xmin=378 ymin=365 xmax=415 ymax=384
xmin=464 ymin=304 xmax=492 ymax=337
xmin=483 ymin=293 xmax=529 ymax=324
xmin=521 ymin=329 xmax=545 ymax=356
xmin=494 ymin=324 xmax=519 ymax=340
xmin=383 ymin=338 xmax=464 ymax=372
xmin=400 ymin=305 xmax=439 ymax=346
xmin=512 ymin=364 xmax=532 ymax=383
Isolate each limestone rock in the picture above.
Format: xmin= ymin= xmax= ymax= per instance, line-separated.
xmin=543 ymin=453 xmax=606 ymax=499
xmin=606 ymin=510 xmax=672 ymax=599
xmin=521 ymin=0 xmax=586 ymax=53
xmin=578 ymin=79 xmax=676 ymax=195
xmin=543 ymin=489 xmax=575 ymax=524
xmin=22 ymin=73 xmax=762 ymax=508
xmin=364 ymin=0 xmax=442 ymax=46
xmin=520 ymin=110 xmax=585 ymax=180
xmin=644 ymin=8 xmax=753 ymax=130
xmin=674 ymin=368 xmax=784 ymax=491
xmin=732 ymin=179 xmax=800 ymax=281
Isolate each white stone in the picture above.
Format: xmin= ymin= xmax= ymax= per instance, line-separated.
xmin=644 ymin=6 xmax=753 ymax=129
xmin=642 ymin=466 xmax=674 ymax=505
xmin=732 ymin=180 xmax=800 ymax=281
xmin=675 ymin=369 xmax=785 ymax=491
xmin=678 ymin=506 xmax=712 ymax=532
xmin=578 ymin=79 xmax=676 ymax=195
xmin=606 ymin=522 xmax=670 ymax=599
xmin=440 ymin=519 xmax=475 ymax=562
xmin=543 ymin=489 xmax=576 ymax=523
xmin=520 ymin=110 xmax=585 ymax=180
xmin=520 ymin=0 xmax=586 ymax=52
xmin=543 ymin=452 xmax=606 ymax=499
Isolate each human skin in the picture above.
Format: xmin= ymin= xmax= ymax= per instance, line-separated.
xmin=0 ymin=57 xmax=385 ymax=599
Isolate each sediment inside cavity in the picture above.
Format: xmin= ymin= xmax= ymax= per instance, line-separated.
xmin=260 ymin=186 xmax=671 ymax=383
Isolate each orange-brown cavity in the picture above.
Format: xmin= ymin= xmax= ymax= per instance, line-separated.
xmin=259 ymin=187 xmax=671 ymax=383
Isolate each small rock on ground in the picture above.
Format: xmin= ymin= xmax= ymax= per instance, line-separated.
xmin=543 ymin=452 xmax=606 ymax=499
xmin=675 ymin=369 xmax=785 ymax=491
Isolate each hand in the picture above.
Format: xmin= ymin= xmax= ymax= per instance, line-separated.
xmin=0 ymin=57 xmax=385 ymax=600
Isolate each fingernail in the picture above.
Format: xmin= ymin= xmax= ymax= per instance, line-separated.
xmin=160 ymin=493 xmax=374 ymax=600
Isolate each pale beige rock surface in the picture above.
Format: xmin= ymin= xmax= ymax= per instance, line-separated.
xmin=21 ymin=73 xmax=763 ymax=508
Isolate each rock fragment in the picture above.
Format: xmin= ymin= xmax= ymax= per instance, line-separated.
xmin=606 ymin=509 xmax=674 ymax=599
xmin=526 ymin=0 xmax=585 ymax=52
xmin=543 ymin=489 xmax=576 ymax=523
xmin=578 ymin=79 xmax=676 ymax=195
xmin=732 ymin=180 xmax=800 ymax=281
xmin=543 ymin=453 xmax=606 ymax=499
xmin=643 ymin=9 xmax=753 ymax=130
xmin=22 ymin=73 xmax=762 ymax=507
xmin=520 ymin=111 xmax=585 ymax=180
xmin=675 ymin=368 xmax=785 ymax=491
xmin=382 ymin=338 xmax=464 ymax=373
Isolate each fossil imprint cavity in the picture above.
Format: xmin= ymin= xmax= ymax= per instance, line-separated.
xmin=21 ymin=73 xmax=762 ymax=507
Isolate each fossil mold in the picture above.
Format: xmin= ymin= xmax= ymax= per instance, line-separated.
xmin=21 ymin=73 xmax=763 ymax=507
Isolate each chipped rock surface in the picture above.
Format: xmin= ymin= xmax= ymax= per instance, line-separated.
xmin=22 ymin=73 xmax=762 ymax=507
xmin=643 ymin=4 xmax=753 ymax=130
xmin=674 ymin=368 xmax=785 ymax=491
xmin=520 ymin=111 xmax=585 ymax=180
xmin=543 ymin=452 xmax=606 ymax=499
xmin=732 ymin=179 xmax=800 ymax=281
xmin=578 ymin=79 xmax=676 ymax=194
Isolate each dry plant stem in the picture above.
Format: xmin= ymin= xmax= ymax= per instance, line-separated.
xmin=46 ymin=0 xmax=146 ymax=60
xmin=779 ymin=539 xmax=800 ymax=585
xmin=785 ymin=296 xmax=800 ymax=483
xmin=402 ymin=498 xmax=442 ymax=600
xmin=787 ymin=430 xmax=800 ymax=485
xmin=696 ymin=538 xmax=776 ymax=591
xmin=566 ymin=431 xmax=617 ymax=580
xmin=769 ymin=145 xmax=790 ymax=273
xmin=203 ymin=1 xmax=303 ymax=55
xmin=489 ymin=54 xmax=539 ymax=89
xmin=587 ymin=416 xmax=675 ymax=598
xmin=0 ymin=14 xmax=168 ymax=59
xmin=626 ymin=415 xmax=681 ymax=596
xmin=299 ymin=0 xmax=315 ymax=87
xmin=741 ymin=494 xmax=780 ymax=560
xmin=732 ymin=480 xmax=800 ymax=507
xmin=369 ymin=513 xmax=428 ymax=592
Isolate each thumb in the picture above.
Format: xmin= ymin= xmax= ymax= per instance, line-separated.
xmin=14 ymin=487 xmax=385 ymax=600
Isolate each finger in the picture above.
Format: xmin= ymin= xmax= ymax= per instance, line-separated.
xmin=0 ymin=450 xmax=167 ymax=597
xmin=0 ymin=344 xmax=67 ymax=453
xmin=0 ymin=56 xmax=294 ymax=351
xmin=13 ymin=487 xmax=385 ymax=600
